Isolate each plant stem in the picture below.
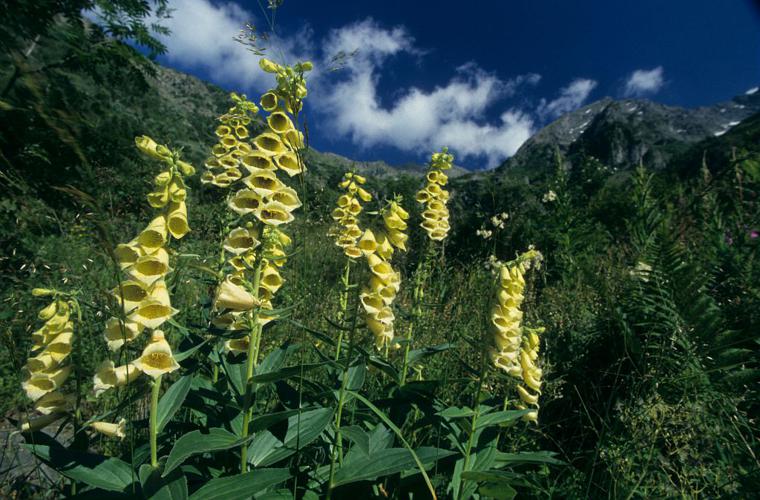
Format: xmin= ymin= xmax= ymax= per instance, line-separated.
xmin=400 ymin=242 xmax=432 ymax=385
xmin=239 ymin=253 xmax=265 ymax=474
xmin=150 ymin=374 xmax=163 ymax=468
xmin=327 ymin=271 xmax=361 ymax=499
xmin=334 ymin=258 xmax=352 ymax=361
xmin=459 ymin=347 xmax=488 ymax=500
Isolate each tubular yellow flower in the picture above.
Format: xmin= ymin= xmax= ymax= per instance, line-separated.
xmin=224 ymin=336 xmax=250 ymax=354
xmin=134 ymin=330 xmax=180 ymax=379
xmin=90 ymin=418 xmax=127 ymax=440
xmin=214 ymin=275 xmax=258 ymax=311
xmin=136 ymin=135 xmax=172 ymax=161
xmin=417 ymin=148 xmax=453 ymax=241
xmin=20 ymin=412 xmax=66 ymax=433
xmin=34 ymin=391 xmax=73 ymax=415
xmin=224 ymin=227 xmax=260 ymax=255
xmin=127 ymin=280 xmax=178 ymax=329
xmin=138 ymin=215 xmax=168 ymax=253
xmin=93 ymin=360 xmax=142 ymax=396
xmin=129 ymin=247 xmax=171 ymax=285
xmin=103 ymin=318 xmax=143 ymax=351
xmin=22 ymin=365 xmax=72 ymax=402
xmin=489 ymin=250 xmax=545 ymax=422
xmin=253 ymin=132 xmax=287 ymax=156
xmin=229 ymin=189 xmax=264 ymax=215
xmin=167 ymin=201 xmax=190 ymax=239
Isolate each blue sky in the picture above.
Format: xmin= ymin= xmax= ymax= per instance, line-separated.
xmin=150 ymin=0 xmax=760 ymax=169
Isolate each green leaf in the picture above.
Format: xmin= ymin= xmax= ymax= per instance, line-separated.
xmin=475 ymin=410 xmax=532 ymax=430
xmin=174 ymin=338 xmax=210 ymax=362
xmin=252 ymin=362 xmax=327 ymax=385
xmin=221 ymin=356 xmax=246 ymax=397
xmin=344 ymin=362 xmax=366 ymax=391
xmin=189 ymin=468 xmax=290 ymax=500
xmin=407 ymin=342 xmax=455 ymax=365
xmin=493 ymin=451 xmax=565 ymax=466
xmin=23 ymin=443 xmax=133 ymax=492
xmin=333 ymin=447 xmax=454 ymax=486
xmin=157 ymin=375 xmax=193 ymax=433
xmin=437 ymin=406 xmax=475 ymax=419
xmin=349 ymin=391 xmax=445 ymax=499
xmin=340 ymin=425 xmax=370 ymax=456
xmin=164 ymin=428 xmax=242 ymax=476
xmin=250 ymin=407 xmax=334 ymax=467
xmin=140 ymin=464 xmax=188 ymax=500
xmin=480 ymin=482 xmax=517 ymax=500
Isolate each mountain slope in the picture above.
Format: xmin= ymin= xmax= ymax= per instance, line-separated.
xmin=497 ymin=90 xmax=760 ymax=175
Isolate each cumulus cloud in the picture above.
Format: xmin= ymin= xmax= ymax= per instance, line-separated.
xmin=624 ymin=66 xmax=665 ymax=97
xmin=150 ymin=0 xmax=312 ymax=88
xmin=315 ymin=19 xmax=539 ymax=167
xmin=140 ymin=4 xmax=601 ymax=168
xmin=538 ymin=78 xmax=597 ymax=119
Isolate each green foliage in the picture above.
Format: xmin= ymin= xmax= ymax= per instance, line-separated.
xmin=2 ymin=15 xmax=760 ymax=499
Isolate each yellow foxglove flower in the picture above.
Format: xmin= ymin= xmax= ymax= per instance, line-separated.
xmin=90 ymin=418 xmax=127 ymax=440
xmin=283 ymin=129 xmax=304 ymax=150
xmin=137 ymin=215 xmax=168 ymax=253
xmin=37 ymin=300 xmax=59 ymax=321
xmin=242 ymin=151 xmax=275 ymax=172
xmin=214 ymin=276 xmax=257 ymax=311
xmin=258 ymin=201 xmax=295 ymax=226
xmin=517 ymin=384 xmax=539 ymax=405
xmin=128 ymin=280 xmax=177 ymax=329
xmin=267 ymin=111 xmax=295 ymax=134
xmin=92 ymin=362 xmax=141 ymax=394
xmin=367 ymin=254 xmax=395 ymax=284
xmin=103 ymin=318 xmax=143 ymax=351
xmin=374 ymin=232 xmax=395 ymax=260
xmin=229 ymin=189 xmax=263 ymax=215
xmin=260 ymin=91 xmax=278 ymax=111
xmin=270 ymin=185 xmax=302 ymax=210
xmin=224 ymin=336 xmax=250 ymax=354
xmin=134 ymin=330 xmax=180 ymax=379
xmin=224 ymin=227 xmax=260 ymax=255
xmin=273 ymin=151 xmax=305 ymax=177
xmin=115 ymin=240 xmax=143 ymax=269
xmin=167 ymin=201 xmax=190 ymax=239
xmin=260 ymin=264 xmax=283 ymax=294
xmin=130 ymin=247 xmax=170 ymax=284
xmin=358 ymin=229 xmax=377 ymax=255
xmin=243 ymin=168 xmax=284 ymax=197
xmin=253 ymin=132 xmax=287 ymax=156
xmin=113 ymin=280 xmax=150 ymax=313
xmin=22 ymin=365 xmax=71 ymax=401
xmin=34 ymin=391 xmax=73 ymax=415
xmin=360 ymin=292 xmax=385 ymax=315
xmin=177 ymin=160 xmax=195 ymax=176
xmin=32 ymin=288 xmax=56 ymax=297
xmin=259 ymin=58 xmax=282 ymax=74
xmin=135 ymin=135 xmax=171 ymax=161
xmin=20 ymin=412 xmax=66 ymax=432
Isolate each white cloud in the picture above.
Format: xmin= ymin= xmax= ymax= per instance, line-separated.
xmin=624 ymin=66 xmax=665 ymax=97
xmin=151 ymin=0 xmax=312 ymax=88
xmin=538 ymin=78 xmax=597 ymax=119
xmin=315 ymin=19 xmax=539 ymax=167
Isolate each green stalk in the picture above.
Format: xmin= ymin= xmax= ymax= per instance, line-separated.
xmin=459 ymin=346 xmax=488 ymax=500
xmin=150 ymin=374 xmax=163 ymax=468
xmin=239 ymin=253 xmax=265 ymax=474
xmin=334 ymin=258 xmax=352 ymax=361
xmin=326 ymin=272 xmax=361 ymax=499
xmin=400 ymin=242 xmax=432 ymax=385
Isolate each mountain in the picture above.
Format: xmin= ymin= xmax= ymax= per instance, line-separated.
xmin=497 ymin=90 xmax=760 ymax=175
